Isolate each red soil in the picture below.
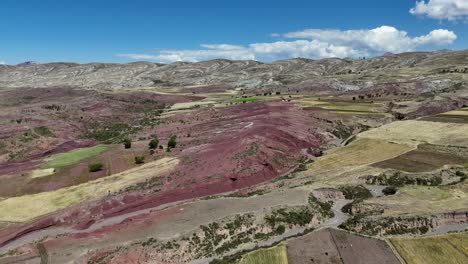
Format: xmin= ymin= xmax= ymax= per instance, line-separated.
xmin=0 ymin=101 xmax=336 ymax=253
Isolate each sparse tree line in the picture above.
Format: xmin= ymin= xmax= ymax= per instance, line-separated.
xmin=439 ymin=68 xmax=468 ymax=74
xmin=88 ymin=134 xmax=178 ymax=173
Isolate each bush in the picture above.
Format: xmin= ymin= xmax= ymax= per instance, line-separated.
xmin=382 ymin=186 xmax=398 ymax=195
xmin=149 ymin=138 xmax=159 ymax=149
xmin=456 ymin=171 xmax=466 ymax=177
xmin=88 ymin=162 xmax=103 ymax=172
xmin=134 ymin=156 xmax=145 ymax=164
xmin=339 ymin=185 xmax=372 ymax=200
xmin=158 ymin=145 xmax=163 ymax=149
xmin=168 ymin=135 xmax=177 ymax=148
xmin=123 ymin=138 xmax=132 ymax=149
xmin=275 ymin=225 xmax=286 ymax=234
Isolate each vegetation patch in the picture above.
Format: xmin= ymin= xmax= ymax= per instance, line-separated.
xmin=364 ymin=172 xmax=442 ymax=187
xmin=338 ymin=185 xmax=372 ymax=200
xmin=41 ymin=145 xmax=113 ymax=169
xmin=339 ymin=215 xmax=433 ymax=236
xmin=86 ymin=122 xmax=132 ymax=143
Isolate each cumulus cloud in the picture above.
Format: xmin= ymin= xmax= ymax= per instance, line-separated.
xmin=410 ymin=0 xmax=468 ymax=20
xmin=0 ymin=61 xmax=5 ymax=65
xmin=283 ymin=26 xmax=456 ymax=54
xmin=118 ymin=26 xmax=457 ymax=63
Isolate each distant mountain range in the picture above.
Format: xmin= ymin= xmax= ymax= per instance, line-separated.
xmin=0 ymin=50 xmax=466 ymax=89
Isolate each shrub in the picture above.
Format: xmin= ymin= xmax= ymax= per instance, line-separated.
xmin=134 ymin=156 xmax=145 ymax=164
xmin=123 ymin=138 xmax=132 ymax=149
xmin=88 ymin=162 xmax=103 ymax=172
xmin=158 ymin=145 xmax=163 ymax=149
xmin=339 ymin=185 xmax=372 ymax=200
xmin=275 ymin=225 xmax=286 ymax=234
xmin=456 ymin=171 xmax=466 ymax=177
xmin=149 ymin=138 xmax=159 ymax=149
xmin=382 ymin=186 xmax=398 ymax=195
xmin=168 ymin=135 xmax=177 ymax=148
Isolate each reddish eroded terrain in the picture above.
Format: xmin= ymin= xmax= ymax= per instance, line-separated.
xmin=0 ymin=87 xmax=202 ymax=164
xmin=0 ymin=101 xmax=336 ymax=252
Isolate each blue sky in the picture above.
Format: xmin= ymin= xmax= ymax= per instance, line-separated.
xmin=0 ymin=0 xmax=467 ymax=64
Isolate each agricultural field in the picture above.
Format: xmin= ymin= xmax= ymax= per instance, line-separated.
xmin=362 ymin=182 xmax=468 ymax=216
xmin=223 ymin=228 xmax=400 ymax=264
xmin=390 ymin=232 xmax=468 ymax=264
xmin=41 ymin=144 xmax=113 ymax=169
xmin=239 ymin=243 xmax=288 ymax=264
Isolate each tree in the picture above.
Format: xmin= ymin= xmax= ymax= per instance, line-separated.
xmin=149 ymin=138 xmax=159 ymax=149
xmin=89 ymin=162 xmax=103 ymax=172
xmin=382 ymin=186 xmax=398 ymax=196
xmin=134 ymin=156 xmax=145 ymax=164
xmin=168 ymin=135 xmax=177 ymax=148
xmin=123 ymin=138 xmax=132 ymax=149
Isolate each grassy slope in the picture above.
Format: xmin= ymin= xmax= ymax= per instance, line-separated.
xmin=0 ymin=157 xmax=178 ymax=222
xmin=41 ymin=145 xmax=114 ymax=169
xmin=390 ymin=232 xmax=468 ymax=264
xmin=239 ymin=243 xmax=288 ymax=264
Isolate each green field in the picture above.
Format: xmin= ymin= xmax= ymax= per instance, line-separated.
xmin=239 ymin=243 xmax=288 ymax=264
xmin=41 ymin=144 xmax=114 ymax=169
xmin=390 ymin=232 xmax=468 ymax=264
xmin=230 ymin=97 xmax=264 ymax=103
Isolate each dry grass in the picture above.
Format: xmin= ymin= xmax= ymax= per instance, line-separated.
xmin=239 ymin=243 xmax=288 ymax=264
xmin=30 ymin=168 xmax=55 ymax=178
xmin=363 ymin=182 xmax=468 ymax=216
xmin=302 ymin=138 xmax=413 ymax=174
xmin=390 ymin=232 xmax=468 ymax=264
xmin=359 ymin=120 xmax=468 ymax=147
xmin=0 ymin=157 xmax=178 ymax=222
xmin=170 ymin=101 xmax=216 ymax=110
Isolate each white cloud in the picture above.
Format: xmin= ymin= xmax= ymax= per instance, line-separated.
xmin=118 ymin=44 xmax=255 ymax=63
xmin=0 ymin=61 xmax=5 ymax=65
xmin=410 ymin=0 xmax=468 ymax=20
xmin=413 ymin=29 xmax=457 ymax=45
xmin=118 ymin=26 xmax=457 ymax=63
xmin=283 ymin=26 xmax=456 ymax=54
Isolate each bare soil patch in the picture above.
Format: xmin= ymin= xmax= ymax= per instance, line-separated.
xmin=287 ymin=228 xmax=400 ymax=264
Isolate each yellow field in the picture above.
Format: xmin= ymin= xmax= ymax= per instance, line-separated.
xmin=390 ymin=232 xmax=468 ymax=264
xmin=0 ymin=157 xmax=178 ymax=222
xmin=303 ymin=138 xmax=413 ymax=174
xmin=170 ymin=101 xmax=216 ymax=110
xmin=363 ymin=182 xmax=468 ymax=216
xmin=239 ymin=243 xmax=288 ymax=264
xmin=359 ymin=120 xmax=468 ymax=147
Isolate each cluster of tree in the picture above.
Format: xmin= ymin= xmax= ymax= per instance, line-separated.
xmin=440 ymin=68 xmax=468 ymax=74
